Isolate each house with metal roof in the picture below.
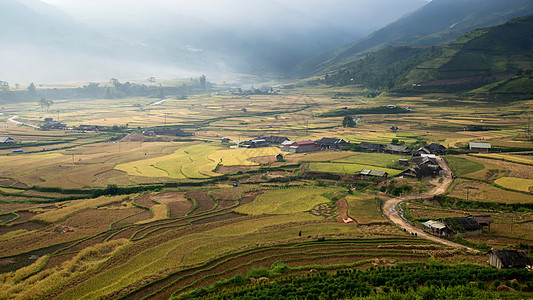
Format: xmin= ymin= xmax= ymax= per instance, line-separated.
xmin=0 ymin=136 xmax=14 ymax=144
xmin=442 ymin=217 xmax=482 ymax=238
xmin=358 ymin=169 xmax=388 ymax=179
xmin=315 ymin=137 xmax=349 ymax=150
xmin=469 ymin=142 xmax=491 ymax=154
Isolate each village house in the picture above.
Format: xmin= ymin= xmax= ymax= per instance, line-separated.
xmin=412 ymin=146 xmax=431 ymax=156
xmin=441 ymin=217 xmax=482 ymax=238
xmin=427 ymin=143 xmax=447 ymax=154
xmin=357 ymin=169 xmax=388 ymax=180
xmin=276 ymin=153 xmax=284 ymax=161
xmin=359 ymin=142 xmax=384 ymax=153
xmin=258 ymin=136 xmax=289 ymax=145
xmin=470 ymin=214 xmax=494 ymax=232
xmin=384 ymin=144 xmax=411 ymax=155
xmin=143 ymin=127 xmax=194 ymax=137
xmin=315 ymin=137 xmax=349 ymax=150
xmin=283 ymin=140 xmax=319 ymax=153
xmin=280 ymin=140 xmax=295 ymax=151
xmin=0 ymin=136 xmax=14 ymax=144
xmin=221 ymin=138 xmax=231 ymax=144
xmin=469 ymin=142 xmax=491 ymax=154
xmin=243 ymin=139 xmax=269 ymax=148
xmin=422 ymin=220 xmax=447 ymax=236
xmin=489 ymin=250 xmax=533 ymax=269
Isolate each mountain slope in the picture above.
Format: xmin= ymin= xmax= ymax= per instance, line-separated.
xmin=323 ymin=14 xmax=533 ymax=93
xmin=300 ymin=0 xmax=533 ymax=76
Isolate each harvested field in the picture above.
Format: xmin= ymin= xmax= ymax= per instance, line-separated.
xmin=7 ymin=211 xmax=37 ymax=224
xmin=186 ymin=191 xmax=216 ymax=213
xmin=0 ymin=221 xmax=45 ymax=236
xmin=215 ymin=165 xmax=260 ymax=174
xmin=151 ymin=192 xmax=192 ymax=218
xmin=448 ymin=179 xmax=533 ymax=203
xmin=468 ymin=156 xmax=533 ymax=179
xmin=110 ymin=210 xmax=152 ymax=229
xmin=133 ymin=193 xmax=157 ymax=209
xmin=407 ymin=203 xmax=469 ymax=220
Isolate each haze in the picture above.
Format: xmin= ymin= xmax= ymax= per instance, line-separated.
xmin=2 ymin=0 xmax=429 ymax=83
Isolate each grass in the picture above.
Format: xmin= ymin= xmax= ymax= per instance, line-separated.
xmin=445 ymin=156 xmax=485 ymax=177
xmin=494 ymin=177 xmax=533 ymax=193
xmin=234 ymin=187 xmax=342 ymax=215
xmin=345 ymin=194 xmax=386 ymax=225
xmin=308 ymin=162 xmax=402 ymax=176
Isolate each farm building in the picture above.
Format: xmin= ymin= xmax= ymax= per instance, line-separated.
xmin=357 ymin=169 xmax=388 ymax=179
xmin=284 ymin=140 xmax=320 ymax=153
xmin=143 ymin=127 xmax=194 ymax=137
xmin=422 ymin=220 xmax=446 ymax=235
xmin=280 ymin=140 xmax=294 ymax=151
xmin=258 ymin=136 xmax=289 ymax=145
xmin=427 ymin=143 xmax=447 ymax=154
xmin=489 ymin=250 xmax=533 ymax=269
xmin=469 ymin=142 xmax=491 ymax=154
xmin=397 ymin=163 xmax=440 ymax=179
xmin=413 ymin=147 xmax=431 ymax=156
xmin=221 ymin=138 xmax=231 ymax=144
xmin=359 ymin=142 xmax=384 ymax=153
xmin=0 ymin=136 xmax=14 ymax=144
xmin=242 ymin=139 xmax=269 ymax=148
xmin=441 ymin=217 xmax=482 ymax=238
xmin=276 ymin=153 xmax=284 ymax=161
xmin=470 ymin=214 xmax=494 ymax=232
xmin=384 ymin=145 xmax=411 ymax=155
xmin=411 ymin=156 xmax=438 ymax=166
xmin=390 ymin=126 xmax=399 ymax=131
xmin=315 ymin=137 xmax=349 ymax=150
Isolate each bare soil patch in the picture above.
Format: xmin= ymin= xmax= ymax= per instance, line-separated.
xmin=0 ymin=178 xmax=18 ymax=187
xmin=249 ymin=156 xmax=277 ymax=164
xmin=151 ymin=192 xmax=192 ymax=218
xmin=187 ymin=191 xmax=215 ymax=213
xmin=9 ymin=211 xmax=37 ymax=224
xmin=0 ymin=221 xmax=45 ymax=235
xmin=134 ymin=194 xmax=157 ymax=209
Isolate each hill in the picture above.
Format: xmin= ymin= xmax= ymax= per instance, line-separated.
xmin=299 ymin=0 xmax=533 ymax=76
xmin=322 ymin=14 xmax=533 ymax=95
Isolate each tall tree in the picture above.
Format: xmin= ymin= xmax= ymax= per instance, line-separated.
xmin=199 ymin=75 xmax=207 ymax=91
xmin=38 ymin=97 xmax=47 ymax=112
xmin=27 ymin=83 xmax=36 ymax=95
xmin=0 ymin=81 xmax=9 ymax=92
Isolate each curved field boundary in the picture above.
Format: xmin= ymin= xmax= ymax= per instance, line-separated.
xmin=114 ymin=238 xmax=434 ymax=300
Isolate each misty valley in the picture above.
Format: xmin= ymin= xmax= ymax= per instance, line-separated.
xmin=1 ymin=0 xmax=533 ymax=299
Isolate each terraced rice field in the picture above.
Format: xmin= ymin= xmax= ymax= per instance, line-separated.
xmin=234 ymin=187 xmax=342 ymax=215
xmin=494 ymin=177 xmax=533 ymax=193
xmin=345 ymin=194 xmax=387 ymax=225
xmin=308 ymin=162 xmax=402 ymax=176
xmin=448 ymin=179 xmax=533 ymax=203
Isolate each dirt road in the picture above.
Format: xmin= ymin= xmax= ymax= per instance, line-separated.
xmin=382 ymin=156 xmax=478 ymax=252
xmin=7 ymin=115 xmax=40 ymax=128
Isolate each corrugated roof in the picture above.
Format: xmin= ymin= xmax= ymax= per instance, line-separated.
xmin=469 ymin=142 xmax=491 ymax=149
xmin=360 ymin=169 xmax=387 ymax=177
xmin=423 ymin=220 xmax=446 ymax=230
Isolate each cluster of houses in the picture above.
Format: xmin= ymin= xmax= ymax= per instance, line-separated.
xmin=40 ymin=118 xmax=66 ymax=130
xmin=0 ymin=136 xmax=14 ymax=145
xmin=222 ymin=136 xmax=350 ymax=153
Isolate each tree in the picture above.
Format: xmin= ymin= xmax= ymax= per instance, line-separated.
xmin=199 ymin=74 xmax=207 ymax=91
xmin=38 ymin=98 xmax=47 ymax=112
xmin=148 ymin=76 xmax=156 ymax=86
xmin=0 ymin=81 xmax=9 ymax=92
xmin=342 ymin=116 xmax=356 ymax=128
xmin=27 ymin=83 xmax=36 ymax=95
xmin=45 ymin=99 xmax=54 ymax=112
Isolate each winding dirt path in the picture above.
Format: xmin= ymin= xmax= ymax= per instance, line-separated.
xmin=382 ymin=156 xmax=478 ymax=253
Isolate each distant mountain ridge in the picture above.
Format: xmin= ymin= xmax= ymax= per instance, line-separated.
xmin=299 ymin=0 xmax=533 ymax=76
xmin=322 ymin=14 xmax=533 ymax=95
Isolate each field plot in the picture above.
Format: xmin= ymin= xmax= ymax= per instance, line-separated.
xmin=445 ymin=156 xmax=484 ymax=177
xmin=116 ymin=143 xmax=220 ymax=179
xmin=334 ymin=153 xmax=409 ymax=168
xmin=234 ymin=187 xmax=342 ymax=215
xmin=494 ymin=177 xmax=533 ymax=193
xmin=308 ymin=162 xmax=402 ymax=176
xmin=406 ymin=203 xmax=469 ymax=220
xmin=345 ymin=194 xmax=387 ymax=225
xmin=448 ymin=179 xmax=533 ymax=203
xmin=209 ymin=147 xmax=281 ymax=166
xmin=473 ymin=153 xmax=533 ymax=165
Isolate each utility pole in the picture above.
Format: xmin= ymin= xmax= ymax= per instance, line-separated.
xmin=164 ymin=113 xmax=167 ymax=126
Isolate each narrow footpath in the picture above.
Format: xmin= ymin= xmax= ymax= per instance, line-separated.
xmin=382 ymin=156 xmax=478 ymax=253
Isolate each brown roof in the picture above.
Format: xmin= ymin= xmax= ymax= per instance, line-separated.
xmin=470 ymin=215 xmax=494 ymax=225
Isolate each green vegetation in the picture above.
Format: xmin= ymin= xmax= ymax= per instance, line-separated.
xmin=445 ymin=156 xmax=485 ymax=177
xmin=177 ymin=263 xmax=533 ymax=299
xmin=316 ymin=105 xmax=409 ymax=117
